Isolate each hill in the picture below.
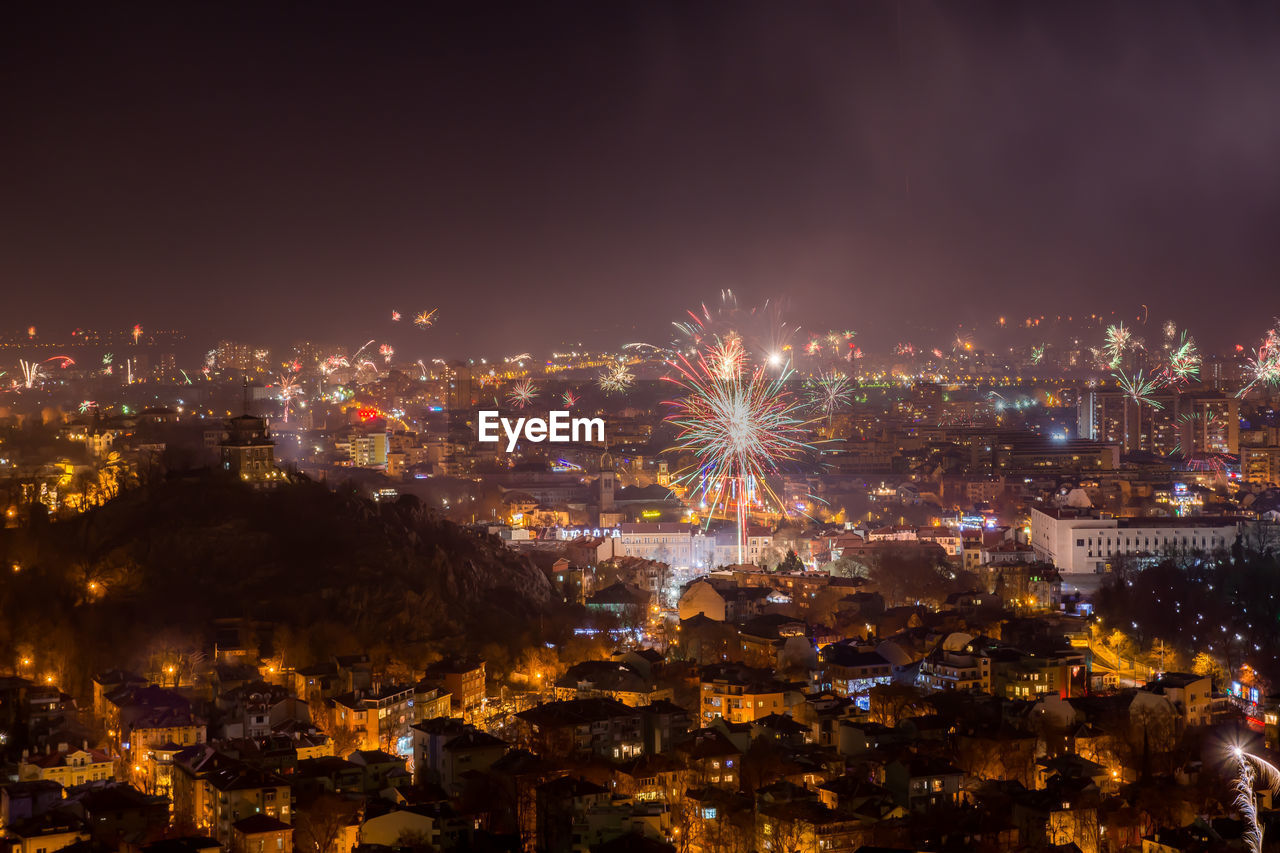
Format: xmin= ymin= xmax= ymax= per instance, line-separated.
xmin=0 ymin=474 xmax=555 ymax=691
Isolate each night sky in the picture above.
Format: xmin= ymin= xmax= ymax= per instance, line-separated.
xmin=3 ymin=2 xmax=1279 ymax=356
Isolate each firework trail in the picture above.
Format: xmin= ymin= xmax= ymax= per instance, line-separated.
xmin=668 ymin=291 xmax=799 ymax=360
xmin=132 ymin=324 xmax=143 ymax=345
xmin=350 ymin=340 xmax=377 ymax=363
xmin=414 ymin=308 xmax=438 ymax=328
xmin=663 ymin=341 xmax=813 ymax=563
xmin=507 ymin=378 xmax=539 ymax=409
xmin=1234 ymin=747 xmax=1280 ymax=853
xmin=672 ymin=289 xmax=744 ymax=347
xmin=18 ymin=360 xmax=42 ymax=389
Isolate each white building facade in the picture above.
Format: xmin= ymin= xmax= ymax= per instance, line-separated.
xmin=1030 ymin=507 xmax=1240 ymax=573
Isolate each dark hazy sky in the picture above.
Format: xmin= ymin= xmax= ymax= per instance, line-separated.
xmin=3 ymin=1 xmax=1279 ymax=356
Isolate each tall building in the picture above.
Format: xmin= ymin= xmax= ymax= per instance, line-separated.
xmin=350 ymin=432 xmax=389 ymax=468
xmin=1076 ymin=388 xmax=1238 ymax=457
xmin=445 ymin=361 xmax=474 ymax=413
xmin=1240 ymin=446 xmax=1280 ymax=486
xmin=1176 ymin=395 xmax=1239 ymax=456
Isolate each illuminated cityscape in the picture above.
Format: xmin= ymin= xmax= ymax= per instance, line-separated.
xmin=2 ymin=4 xmax=1280 ymax=853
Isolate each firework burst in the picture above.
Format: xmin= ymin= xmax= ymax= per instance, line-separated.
xmin=805 ymin=371 xmax=853 ymax=423
xmin=414 ymin=308 xmax=438 ymax=328
xmin=1114 ymin=368 xmax=1163 ymax=408
xmin=1029 ymin=345 xmax=1045 ymax=365
xmin=379 ymin=343 xmax=394 ymax=364
xmin=276 ymin=373 xmax=302 ymax=422
xmin=597 ymin=362 xmax=634 ymax=393
xmin=805 ymin=330 xmax=857 ymax=361
xmin=708 ymin=334 xmax=746 ymax=380
xmin=664 ymin=344 xmax=813 ymax=563
xmin=391 ymin=310 xmax=401 ymax=322
xmin=561 ymin=390 xmax=580 ymax=408
xmin=1159 ymin=330 xmax=1200 ymax=388
xmin=1104 ymin=322 xmax=1133 ymax=368
xmin=507 ymin=378 xmax=539 ymax=409
xmin=1239 ymin=324 xmax=1280 ymax=398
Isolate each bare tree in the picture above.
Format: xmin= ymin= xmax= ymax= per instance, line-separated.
xmin=294 ymin=793 xmax=360 ymax=853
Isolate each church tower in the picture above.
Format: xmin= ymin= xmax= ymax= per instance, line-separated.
xmin=597 ymin=448 xmax=615 ymax=512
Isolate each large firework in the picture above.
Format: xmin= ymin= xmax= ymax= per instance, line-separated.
xmin=507 ymin=378 xmax=539 ymax=409
xmin=379 ymin=344 xmax=394 ymax=364
xmin=664 ymin=342 xmax=813 ymax=564
xmin=414 ymin=308 xmax=438 ymax=328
